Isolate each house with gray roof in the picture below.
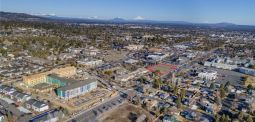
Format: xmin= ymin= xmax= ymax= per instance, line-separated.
xmin=10 ymin=91 xmax=31 ymax=102
xmin=0 ymin=85 xmax=16 ymax=95
xmin=30 ymin=109 xmax=64 ymax=122
xmin=25 ymin=99 xmax=49 ymax=112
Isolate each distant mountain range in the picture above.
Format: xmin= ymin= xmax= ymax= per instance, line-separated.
xmin=1 ymin=11 xmax=255 ymax=31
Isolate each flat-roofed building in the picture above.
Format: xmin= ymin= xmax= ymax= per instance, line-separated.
xmin=47 ymin=74 xmax=71 ymax=87
xmin=23 ymin=72 xmax=48 ymax=86
xmin=239 ymin=67 xmax=255 ymax=76
xmin=51 ymin=66 xmax=76 ymax=77
xmin=77 ymin=59 xmax=103 ymax=68
xmin=56 ymin=79 xmax=97 ymax=99
xmin=23 ymin=66 xmax=76 ymax=86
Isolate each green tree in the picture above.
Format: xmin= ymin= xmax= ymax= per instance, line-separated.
xmin=160 ymin=107 xmax=166 ymax=114
xmin=7 ymin=111 xmax=13 ymax=122
xmin=247 ymin=115 xmax=253 ymax=122
xmin=104 ymin=70 xmax=113 ymax=76
xmin=180 ymin=89 xmax=186 ymax=100
xmin=252 ymin=65 xmax=255 ymax=69
xmin=224 ymin=81 xmax=230 ymax=92
xmin=238 ymin=111 xmax=244 ymax=120
xmin=247 ymin=84 xmax=253 ymax=90
xmin=220 ymin=84 xmax=226 ymax=98
xmin=173 ymin=85 xmax=178 ymax=95
xmin=134 ymin=97 xmax=141 ymax=106
xmin=176 ymin=97 xmax=182 ymax=108
xmin=215 ymin=96 xmax=221 ymax=105
xmin=221 ymin=114 xmax=226 ymax=122
xmin=153 ymin=78 xmax=162 ymax=89
xmin=226 ymin=115 xmax=230 ymax=122
xmin=210 ymin=83 xmax=216 ymax=90
xmin=140 ymin=76 xmax=147 ymax=83
xmin=214 ymin=114 xmax=220 ymax=122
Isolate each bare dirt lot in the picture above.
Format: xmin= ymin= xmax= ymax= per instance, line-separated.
xmin=245 ymin=76 xmax=255 ymax=86
xmin=99 ymin=103 xmax=153 ymax=122
xmin=101 ymin=50 xmax=128 ymax=62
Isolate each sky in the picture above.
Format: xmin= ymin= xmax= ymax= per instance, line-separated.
xmin=0 ymin=0 xmax=255 ymax=25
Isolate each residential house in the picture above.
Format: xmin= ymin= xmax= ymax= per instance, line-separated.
xmin=10 ymin=91 xmax=31 ymax=102
xmin=29 ymin=109 xmax=64 ymax=122
xmin=0 ymin=85 xmax=16 ymax=95
xmin=198 ymin=71 xmax=217 ymax=81
xmin=163 ymin=114 xmax=179 ymax=122
xmin=25 ymin=99 xmax=49 ymax=112
xmin=0 ymin=112 xmax=4 ymax=122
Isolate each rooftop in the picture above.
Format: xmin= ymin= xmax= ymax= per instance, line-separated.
xmin=57 ymin=78 xmax=97 ymax=91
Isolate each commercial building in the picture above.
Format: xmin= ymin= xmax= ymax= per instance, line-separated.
xmin=238 ymin=67 xmax=255 ymax=76
xmin=77 ymin=59 xmax=103 ymax=67
xmin=115 ymin=68 xmax=148 ymax=82
xmin=198 ymin=71 xmax=217 ymax=81
xmin=47 ymin=74 xmax=70 ymax=87
xmin=23 ymin=66 xmax=76 ymax=86
xmin=204 ymin=61 xmax=237 ymax=70
xmin=147 ymin=53 xmax=169 ymax=61
xmin=56 ymin=78 xmax=97 ymax=99
xmin=125 ymin=44 xmax=144 ymax=51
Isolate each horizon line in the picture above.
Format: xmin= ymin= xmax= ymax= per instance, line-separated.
xmin=1 ymin=11 xmax=255 ymax=26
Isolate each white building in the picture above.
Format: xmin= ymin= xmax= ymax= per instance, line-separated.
xmin=124 ymin=59 xmax=138 ymax=64
xmin=204 ymin=61 xmax=238 ymax=70
xmin=0 ymin=113 xmax=4 ymax=122
xmin=125 ymin=45 xmax=144 ymax=51
xmin=116 ymin=68 xmax=148 ymax=82
xmin=77 ymin=59 xmax=103 ymax=67
xmin=147 ymin=53 xmax=169 ymax=61
xmin=25 ymin=99 xmax=49 ymax=112
xmin=174 ymin=45 xmax=188 ymax=49
xmin=198 ymin=71 xmax=217 ymax=80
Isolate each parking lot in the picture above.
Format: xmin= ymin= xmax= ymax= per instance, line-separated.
xmin=68 ymin=95 xmax=126 ymax=122
xmin=207 ymin=67 xmax=244 ymax=86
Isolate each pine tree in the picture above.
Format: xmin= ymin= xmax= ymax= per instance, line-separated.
xmin=214 ymin=114 xmax=220 ymax=122
xmin=247 ymin=115 xmax=253 ymax=122
xmin=220 ymin=84 xmax=226 ymax=98
xmin=173 ymin=85 xmax=178 ymax=95
xmin=238 ymin=111 xmax=244 ymax=120
xmin=215 ymin=96 xmax=221 ymax=105
xmin=221 ymin=114 xmax=226 ymax=122
xmin=210 ymin=83 xmax=216 ymax=90
xmin=180 ymin=89 xmax=186 ymax=100
xmin=176 ymin=97 xmax=182 ymax=108
xmin=226 ymin=115 xmax=230 ymax=122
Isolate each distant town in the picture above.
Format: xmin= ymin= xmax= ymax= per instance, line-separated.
xmin=0 ymin=11 xmax=255 ymax=122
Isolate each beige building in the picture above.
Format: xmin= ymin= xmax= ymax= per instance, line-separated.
xmin=23 ymin=66 xmax=76 ymax=86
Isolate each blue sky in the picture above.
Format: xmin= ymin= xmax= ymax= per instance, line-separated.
xmin=0 ymin=0 xmax=255 ymax=25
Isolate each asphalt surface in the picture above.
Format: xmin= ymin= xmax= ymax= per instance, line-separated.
xmin=67 ymin=95 xmax=126 ymax=122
